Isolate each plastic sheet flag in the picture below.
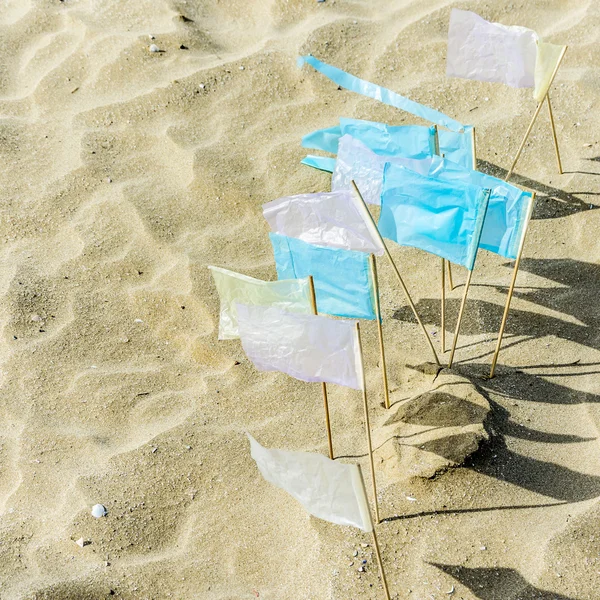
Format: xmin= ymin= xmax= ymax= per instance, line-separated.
xmin=270 ymin=233 xmax=376 ymax=320
xmin=208 ymin=266 xmax=311 ymax=340
xmin=427 ymin=157 xmax=532 ymax=259
xmin=447 ymin=9 xmax=566 ymax=101
xmin=237 ymin=304 xmax=363 ymax=390
xmin=263 ymin=189 xmax=384 ymax=255
xmin=248 ymin=434 xmax=373 ymax=532
xmin=302 ymin=118 xmax=475 ymax=171
xmin=379 ymin=165 xmax=490 ymax=270
xmin=299 ymin=55 xmax=465 ymax=132
xmin=332 ymin=135 xmax=433 ymax=205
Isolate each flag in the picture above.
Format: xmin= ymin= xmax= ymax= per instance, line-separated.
xmin=263 ymin=189 xmax=384 ymax=255
xmin=446 ymin=9 xmax=565 ymax=102
xmin=379 ymin=164 xmax=490 ymax=270
xmin=302 ymin=117 xmax=475 ymax=172
xmin=208 ymin=266 xmax=311 ymax=340
xmin=269 ymin=232 xmax=376 ymax=320
xmin=427 ymin=157 xmax=532 ymax=259
xmin=332 ymin=135 xmax=433 ymax=205
xmin=237 ymin=303 xmax=363 ymax=389
xmin=247 ymin=433 xmax=373 ymax=532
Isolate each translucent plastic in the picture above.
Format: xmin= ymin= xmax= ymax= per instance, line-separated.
xmin=534 ymin=42 xmax=565 ymax=102
xmin=332 ymin=135 xmax=433 ymax=205
xmin=248 ymin=434 xmax=373 ymax=532
xmin=269 ymin=233 xmax=376 ymax=320
xmin=447 ymin=9 xmax=538 ymax=88
xmin=380 ymin=164 xmax=490 ymax=270
xmin=237 ymin=304 xmax=363 ymax=390
xmin=209 ymin=266 xmax=311 ymax=340
xmin=263 ymin=190 xmax=384 ymax=255
xmin=299 ymin=55 xmax=464 ymax=132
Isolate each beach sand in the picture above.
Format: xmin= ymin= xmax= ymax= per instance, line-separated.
xmin=0 ymin=0 xmax=599 ymax=598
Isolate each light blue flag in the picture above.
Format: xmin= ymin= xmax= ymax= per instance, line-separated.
xmin=379 ymin=165 xmax=491 ymax=270
xmin=427 ymin=157 xmax=532 ymax=260
xmin=269 ymin=233 xmax=376 ymax=320
xmin=301 ymin=118 xmax=475 ymax=171
xmin=299 ymin=55 xmax=465 ymax=132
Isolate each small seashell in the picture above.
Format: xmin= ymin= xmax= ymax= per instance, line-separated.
xmin=75 ymin=537 xmax=87 ymax=547
xmin=199 ymin=83 xmax=205 ymax=89
xmin=91 ymin=504 xmax=107 ymax=518
xmin=149 ymin=44 xmax=161 ymax=53
xmin=31 ymin=314 xmax=43 ymax=322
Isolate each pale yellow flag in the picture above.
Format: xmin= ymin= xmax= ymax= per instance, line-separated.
xmin=534 ymin=42 xmax=565 ymax=103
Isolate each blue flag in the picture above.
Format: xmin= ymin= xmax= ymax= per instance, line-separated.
xmin=427 ymin=157 xmax=532 ymax=259
xmin=379 ymin=165 xmax=490 ymax=270
xmin=269 ymin=233 xmax=376 ymax=320
xmin=301 ymin=118 xmax=475 ymax=171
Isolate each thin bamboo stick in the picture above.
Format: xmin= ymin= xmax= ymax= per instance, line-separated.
xmin=370 ymin=255 xmax=390 ymax=409
xmin=307 ymin=276 xmax=333 ymax=459
xmin=489 ymin=193 xmax=537 ymax=378
xmin=546 ymin=94 xmax=563 ymax=174
xmin=441 ymin=258 xmax=446 ymax=353
xmin=471 ymin=126 xmax=477 ymax=170
xmin=350 ymin=180 xmax=440 ymax=366
xmin=355 ymin=323 xmax=380 ymax=524
xmin=505 ymin=46 xmax=568 ymax=182
xmin=447 ymin=269 xmax=474 ymax=368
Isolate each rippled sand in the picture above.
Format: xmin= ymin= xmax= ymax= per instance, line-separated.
xmin=0 ymin=1 xmax=599 ymax=598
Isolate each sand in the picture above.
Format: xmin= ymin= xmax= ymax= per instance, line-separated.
xmin=0 ymin=0 xmax=599 ymax=598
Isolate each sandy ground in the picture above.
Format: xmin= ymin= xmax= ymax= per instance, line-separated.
xmin=0 ymin=0 xmax=599 ymax=598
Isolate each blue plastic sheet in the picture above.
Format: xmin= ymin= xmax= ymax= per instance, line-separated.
xmin=301 ymin=155 xmax=337 ymax=172
xmin=299 ymin=55 xmax=465 ymax=132
xmin=427 ymin=157 xmax=532 ymax=259
xmin=302 ymin=118 xmax=475 ymax=171
xmin=269 ymin=233 xmax=376 ymax=320
xmin=379 ymin=165 xmax=490 ymax=270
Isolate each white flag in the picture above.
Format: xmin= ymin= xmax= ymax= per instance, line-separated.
xmin=237 ymin=303 xmax=363 ymax=390
xmin=209 ymin=266 xmax=311 ymax=340
xmin=248 ymin=434 xmax=373 ymax=532
xmin=263 ymin=189 xmax=385 ymax=255
xmin=332 ymin=135 xmax=433 ymax=205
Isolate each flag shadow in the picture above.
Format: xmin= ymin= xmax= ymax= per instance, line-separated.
xmin=429 ymin=563 xmax=576 ymax=600
xmin=478 ymin=159 xmax=599 ymax=219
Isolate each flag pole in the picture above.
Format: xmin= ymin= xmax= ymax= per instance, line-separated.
xmin=369 ymin=255 xmax=390 ymax=409
xmin=546 ymin=94 xmax=563 ymax=174
xmin=505 ymin=46 xmax=568 ymax=182
xmin=355 ymin=322 xmax=380 ymax=524
xmin=350 ymin=182 xmax=440 ymax=367
xmin=357 ymin=466 xmax=391 ymax=600
xmin=308 ymin=276 xmax=334 ymax=459
xmin=433 ymin=126 xmax=447 ymax=349
xmin=447 ymin=268 xmax=473 ymax=368
xmin=489 ymin=192 xmax=536 ymax=378
xmin=441 ymin=257 xmax=446 ymax=353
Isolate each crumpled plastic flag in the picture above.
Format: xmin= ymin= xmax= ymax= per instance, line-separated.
xmin=270 ymin=233 xmax=376 ymax=320
xmin=302 ymin=117 xmax=475 ymax=171
xmin=208 ymin=266 xmax=312 ymax=340
xmin=427 ymin=157 xmax=532 ymax=259
xmin=332 ymin=135 xmax=433 ymax=205
xmin=263 ymin=190 xmax=384 ymax=255
xmin=248 ymin=434 xmax=372 ymax=532
xmin=299 ymin=55 xmax=465 ymax=132
xmin=380 ymin=164 xmax=490 ymax=270
xmin=237 ymin=304 xmax=363 ymax=390
xmin=447 ymin=9 xmax=565 ymax=101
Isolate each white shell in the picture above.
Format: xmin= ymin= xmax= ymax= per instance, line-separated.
xmin=91 ymin=504 xmax=107 ymax=518
xmin=76 ymin=537 xmax=85 ymax=548
xmin=149 ymin=44 xmax=161 ymax=53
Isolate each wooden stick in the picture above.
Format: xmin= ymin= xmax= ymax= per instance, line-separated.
xmin=489 ymin=193 xmax=536 ymax=378
xmin=447 ymin=260 xmax=454 ymax=290
xmin=355 ymin=323 xmax=380 ymax=524
xmin=307 ymin=276 xmax=334 ymax=459
xmin=546 ymin=94 xmax=563 ymax=174
xmin=350 ymin=180 xmax=440 ymax=366
xmin=370 ymin=255 xmax=390 ymax=409
xmin=471 ymin=126 xmax=477 ymax=170
xmin=505 ymin=46 xmax=568 ymax=182
xmin=441 ymin=258 xmax=446 ymax=353
xmin=357 ymin=467 xmax=391 ymax=600
xmin=447 ymin=269 xmax=474 ymax=368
